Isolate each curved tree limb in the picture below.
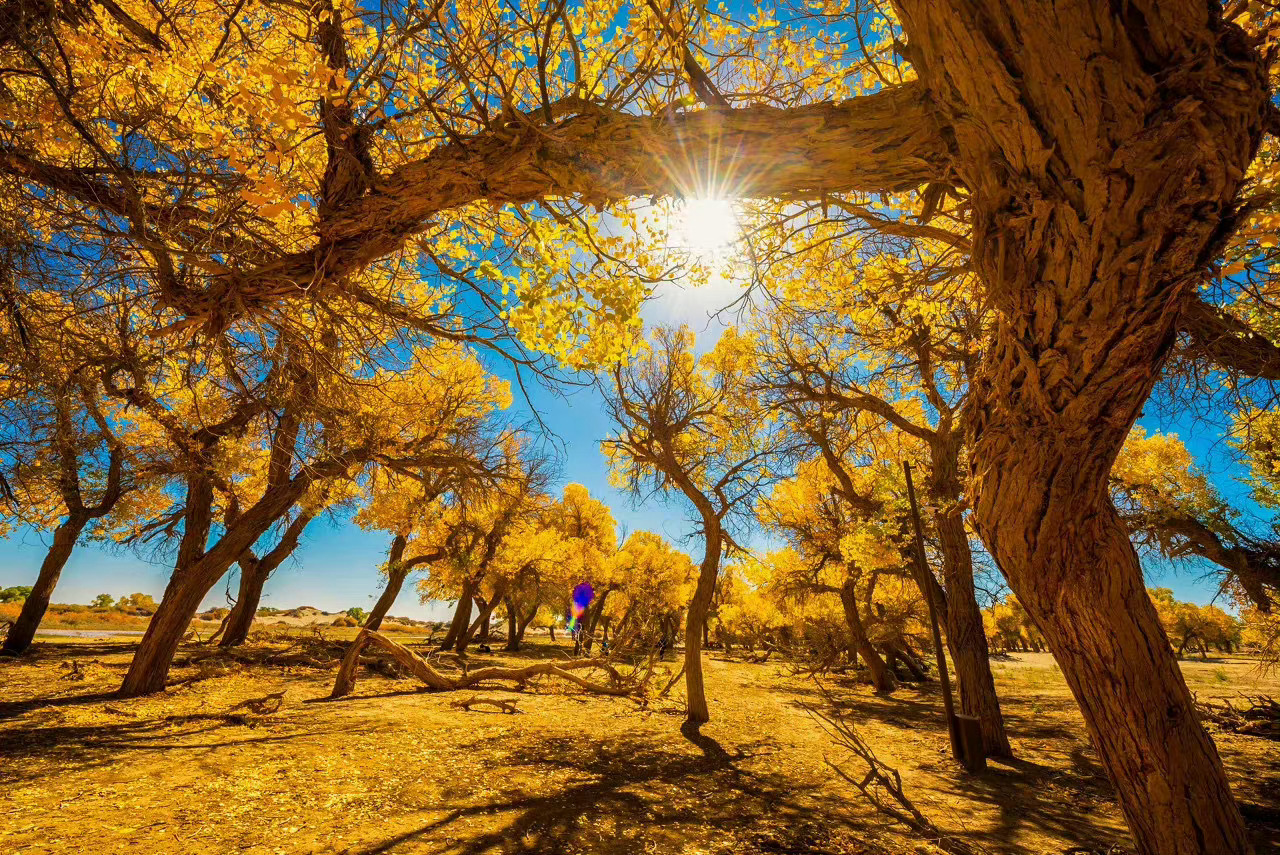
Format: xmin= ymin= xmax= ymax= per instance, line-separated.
xmin=1180 ymin=297 xmax=1280 ymax=381
xmin=329 ymin=629 xmax=632 ymax=698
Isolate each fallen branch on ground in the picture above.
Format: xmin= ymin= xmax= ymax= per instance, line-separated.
xmin=329 ymin=629 xmax=635 ymax=699
xmin=449 ymin=696 xmax=520 ymax=714
xmin=1196 ymin=694 xmax=1280 ymax=739
xmin=230 ymin=690 xmax=287 ymax=716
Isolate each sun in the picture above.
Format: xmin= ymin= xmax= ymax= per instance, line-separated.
xmin=671 ymin=197 xmax=738 ymax=258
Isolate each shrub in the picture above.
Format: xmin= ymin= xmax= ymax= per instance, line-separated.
xmin=0 ymin=586 xmax=32 ymax=604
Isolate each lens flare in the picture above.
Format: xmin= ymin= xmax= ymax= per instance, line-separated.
xmin=566 ymin=581 xmax=594 ymax=631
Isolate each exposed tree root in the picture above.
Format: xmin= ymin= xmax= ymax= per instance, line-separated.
xmin=329 ymin=629 xmax=635 ymax=699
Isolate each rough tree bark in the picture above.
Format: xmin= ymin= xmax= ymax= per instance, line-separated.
xmin=118 ymin=453 xmax=336 ymax=696
xmin=892 ymin=2 xmax=1272 ymax=851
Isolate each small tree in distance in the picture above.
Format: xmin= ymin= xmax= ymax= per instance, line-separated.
xmin=603 ymin=325 xmax=795 ymax=723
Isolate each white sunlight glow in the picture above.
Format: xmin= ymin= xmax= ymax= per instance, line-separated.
xmin=671 ymin=197 xmax=738 ymax=258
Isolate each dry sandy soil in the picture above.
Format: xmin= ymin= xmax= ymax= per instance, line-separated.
xmin=0 ymin=636 xmax=1276 ymax=855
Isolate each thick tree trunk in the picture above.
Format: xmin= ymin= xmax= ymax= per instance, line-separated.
xmin=118 ymin=561 xmax=221 ymax=696
xmin=2 ymin=514 xmax=88 ymax=655
xmin=838 ymin=580 xmax=895 ymax=693
xmin=440 ymin=579 xmax=476 ymax=653
xmin=120 ymin=470 xmax=316 ymax=696
xmin=993 ymin=502 xmax=1251 ymax=855
xmin=460 ymin=579 xmax=506 ymax=652
xmin=893 ymin=3 xmax=1269 ymax=850
xmin=503 ymin=597 xmax=519 ymax=651
xmin=685 ymin=525 xmax=723 ymax=724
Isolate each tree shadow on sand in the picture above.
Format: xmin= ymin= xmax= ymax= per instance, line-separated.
xmin=346 ymin=719 xmax=894 ymax=855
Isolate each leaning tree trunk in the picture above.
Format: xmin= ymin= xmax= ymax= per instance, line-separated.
xmin=364 ymin=566 xmax=408 ymax=633
xmin=119 ymin=473 xmax=312 ymax=696
xmin=685 ymin=524 xmax=723 ymax=724
xmin=220 ymin=511 xmax=315 ymax=647
xmin=219 ymin=558 xmax=269 ymax=648
xmin=439 ymin=579 xmax=475 ymax=651
xmin=2 ymin=513 xmax=88 ymax=655
xmin=118 ymin=559 xmax=223 ymax=696
xmin=893 ymin=3 xmax=1269 ymax=851
xmin=838 ymin=579 xmax=895 ymax=693
xmin=934 ymin=509 xmax=1011 ymax=756
xmin=983 ymin=484 xmax=1253 ymax=855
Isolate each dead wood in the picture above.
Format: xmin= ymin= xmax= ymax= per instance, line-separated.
xmin=805 ymin=680 xmax=988 ymax=855
xmin=329 ymin=629 xmax=634 ymax=699
xmin=1196 ymin=694 xmax=1280 ymax=739
xmin=449 ymin=696 xmax=520 ymax=714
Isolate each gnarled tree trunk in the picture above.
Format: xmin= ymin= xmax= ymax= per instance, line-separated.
xmin=2 ymin=513 xmax=88 ymax=655
xmin=439 ymin=578 xmax=475 ymax=651
xmin=119 ymin=460 xmax=320 ymax=696
xmin=897 ymin=2 xmax=1272 ymax=849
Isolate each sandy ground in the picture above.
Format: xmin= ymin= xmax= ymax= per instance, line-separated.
xmin=0 ymin=638 xmax=1276 ymax=855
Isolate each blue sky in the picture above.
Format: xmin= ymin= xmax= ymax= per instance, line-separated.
xmin=0 ymin=255 xmax=1265 ymax=618
xmin=0 ymin=277 xmax=743 ymax=622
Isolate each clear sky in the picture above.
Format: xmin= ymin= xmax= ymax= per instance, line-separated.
xmin=0 ymin=275 xmax=747 ymax=622
xmin=0 ymin=238 xmax=1264 ymax=619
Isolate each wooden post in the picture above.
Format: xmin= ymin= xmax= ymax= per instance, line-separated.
xmin=903 ymin=461 xmax=964 ymax=763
